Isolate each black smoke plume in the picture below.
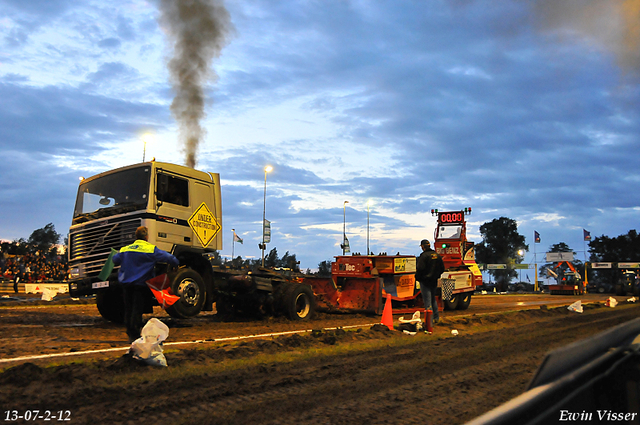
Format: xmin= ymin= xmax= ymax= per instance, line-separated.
xmin=158 ymin=0 xmax=233 ymax=168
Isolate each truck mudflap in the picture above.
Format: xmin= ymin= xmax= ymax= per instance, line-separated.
xmin=466 ymin=318 xmax=640 ymax=425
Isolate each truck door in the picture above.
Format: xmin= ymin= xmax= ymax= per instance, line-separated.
xmin=155 ymin=171 xmax=191 ymax=251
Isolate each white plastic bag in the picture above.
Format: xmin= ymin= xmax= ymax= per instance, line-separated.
xmin=398 ymin=310 xmax=423 ymax=332
xmin=130 ymin=318 xmax=169 ymax=366
xmin=605 ymin=297 xmax=618 ymax=308
xmin=567 ymin=300 xmax=583 ymax=313
xmin=41 ymin=287 xmax=58 ymax=301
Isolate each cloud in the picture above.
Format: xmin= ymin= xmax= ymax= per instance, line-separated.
xmin=0 ymin=0 xmax=639 ymax=269
xmin=0 ymin=80 xmax=169 ymax=154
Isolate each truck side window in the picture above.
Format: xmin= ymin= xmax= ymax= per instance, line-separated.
xmin=157 ymin=174 xmax=189 ymax=207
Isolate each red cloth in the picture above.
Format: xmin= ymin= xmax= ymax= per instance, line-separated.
xmin=146 ymin=274 xmax=180 ymax=309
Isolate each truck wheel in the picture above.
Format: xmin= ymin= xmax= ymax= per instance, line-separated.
xmin=456 ymin=293 xmax=472 ymax=310
xmin=96 ymin=287 xmax=125 ymax=324
xmin=444 ymin=293 xmax=459 ymax=310
xmin=166 ymin=268 xmax=206 ymax=319
xmin=282 ymin=283 xmax=315 ymax=321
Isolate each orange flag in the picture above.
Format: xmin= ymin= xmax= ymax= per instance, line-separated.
xmin=146 ymin=274 xmax=180 ymax=309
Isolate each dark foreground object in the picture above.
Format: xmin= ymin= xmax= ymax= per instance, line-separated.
xmin=468 ymin=317 xmax=640 ymax=425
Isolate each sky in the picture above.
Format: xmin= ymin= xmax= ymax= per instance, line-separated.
xmin=1 ymin=0 xmax=639 ymax=275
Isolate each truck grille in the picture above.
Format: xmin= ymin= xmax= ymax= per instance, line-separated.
xmin=69 ymin=219 xmax=141 ymax=277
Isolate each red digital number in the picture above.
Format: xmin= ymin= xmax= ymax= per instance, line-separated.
xmin=439 ymin=212 xmax=463 ymax=223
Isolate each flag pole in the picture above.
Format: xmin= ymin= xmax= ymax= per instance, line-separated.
xmin=232 ymin=229 xmax=235 ymax=260
xmin=534 ymin=231 xmax=538 ymax=292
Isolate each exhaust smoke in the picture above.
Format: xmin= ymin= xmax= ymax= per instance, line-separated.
xmin=158 ymin=0 xmax=233 ymax=168
xmin=534 ymin=0 xmax=640 ymax=73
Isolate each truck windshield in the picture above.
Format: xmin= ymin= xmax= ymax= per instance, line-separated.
xmin=72 ymin=166 xmax=151 ymax=224
xmin=438 ymin=225 xmax=462 ymax=239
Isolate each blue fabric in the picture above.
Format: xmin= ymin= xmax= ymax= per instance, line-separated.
xmin=421 ymin=285 xmax=439 ymax=322
xmin=112 ymin=240 xmax=179 ymax=286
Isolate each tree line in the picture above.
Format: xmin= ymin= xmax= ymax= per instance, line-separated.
xmin=1 ymin=223 xmax=63 ymax=259
xmin=5 ymin=221 xmax=637 ymax=287
xmin=474 ymin=217 xmax=640 ymax=290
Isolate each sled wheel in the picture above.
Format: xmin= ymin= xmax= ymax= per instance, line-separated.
xmin=282 ymin=284 xmax=315 ymax=321
xmin=96 ymin=286 xmax=125 ymax=324
xmin=166 ymin=268 xmax=206 ymax=319
xmin=456 ymin=293 xmax=472 ymax=310
xmin=444 ymin=293 xmax=459 ymax=310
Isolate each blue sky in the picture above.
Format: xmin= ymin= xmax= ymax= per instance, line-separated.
xmin=1 ymin=0 xmax=639 ymax=273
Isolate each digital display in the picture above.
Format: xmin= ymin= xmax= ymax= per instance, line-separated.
xmin=438 ymin=211 xmax=465 ymax=224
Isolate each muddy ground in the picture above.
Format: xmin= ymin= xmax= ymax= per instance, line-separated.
xmin=1 ymin=297 xmax=639 ymax=424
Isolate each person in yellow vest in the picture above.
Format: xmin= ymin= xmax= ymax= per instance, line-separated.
xmin=112 ymin=226 xmax=179 ymax=342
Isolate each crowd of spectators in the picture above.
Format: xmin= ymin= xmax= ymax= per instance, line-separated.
xmin=0 ymin=253 xmax=69 ymax=283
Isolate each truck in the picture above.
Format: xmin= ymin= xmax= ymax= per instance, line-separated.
xmin=67 ymin=161 xmax=315 ymax=323
xmin=546 ymin=261 xmax=584 ymax=295
xmin=615 ymin=269 xmax=639 ymax=296
xmin=431 ymin=208 xmax=483 ymax=309
xmin=303 ymin=208 xmax=482 ymax=314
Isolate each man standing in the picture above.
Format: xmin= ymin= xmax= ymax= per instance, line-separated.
xmin=416 ymin=239 xmax=445 ymax=325
xmin=112 ymin=226 xmax=179 ymax=342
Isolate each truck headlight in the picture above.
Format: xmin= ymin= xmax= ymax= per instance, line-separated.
xmin=69 ymin=265 xmax=84 ymax=279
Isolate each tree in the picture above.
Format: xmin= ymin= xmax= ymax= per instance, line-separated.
xmin=28 ymin=223 xmax=61 ymax=255
xmin=264 ymin=248 xmax=279 ymax=268
xmin=475 ymin=217 xmax=528 ymax=291
xmin=317 ymin=260 xmax=332 ymax=277
xmin=588 ymin=230 xmax=640 ymax=286
xmin=278 ymin=251 xmax=300 ymax=272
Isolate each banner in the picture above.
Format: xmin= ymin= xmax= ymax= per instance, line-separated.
xmin=591 ymin=262 xmax=612 ymax=269
xmin=546 ymin=252 xmax=574 ymax=262
xmin=263 ymin=219 xmax=271 ymax=243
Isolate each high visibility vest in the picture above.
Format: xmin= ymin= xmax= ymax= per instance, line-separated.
xmin=119 ymin=240 xmax=156 ymax=254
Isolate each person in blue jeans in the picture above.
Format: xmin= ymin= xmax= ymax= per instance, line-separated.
xmin=415 ymin=239 xmax=444 ymax=327
xmin=112 ymin=226 xmax=179 ymax=342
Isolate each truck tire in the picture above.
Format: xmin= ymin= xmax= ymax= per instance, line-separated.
xmin=166 ymin=268 xmax=206 ymax=319
xmin=456 ymin=293 xmax=472 ymax=310
xmin=444 ymin=293 xmax=459 ymax=310
xmin=96 ymin=287 xmax=125 ymax=324
xmin=282 ymin=283 xmax=315 ymax=321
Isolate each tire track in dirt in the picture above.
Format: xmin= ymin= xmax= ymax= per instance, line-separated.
xmin=101 ymin=305 xmax=640 ymax=425
xmin=2 ymin=303 xmax=639 ymax=425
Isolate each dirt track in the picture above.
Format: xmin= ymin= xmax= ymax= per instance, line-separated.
xmin=1 ymin=296 xmax=639 ymax=424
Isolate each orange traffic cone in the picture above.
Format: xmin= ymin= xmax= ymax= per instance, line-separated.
xmin=381 ymin=293 xmax=393 ymax=330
